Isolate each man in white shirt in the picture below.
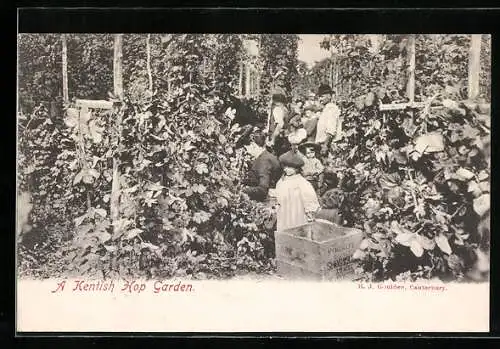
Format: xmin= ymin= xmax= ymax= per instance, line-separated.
xmin=315 ymin=84 xmax=341 ymax=156
xmin=266 ymin=89 xmax=289 ymax=155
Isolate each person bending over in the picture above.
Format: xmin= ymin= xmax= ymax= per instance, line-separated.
xmin=241 ymin=132 xmax=282 ymax=202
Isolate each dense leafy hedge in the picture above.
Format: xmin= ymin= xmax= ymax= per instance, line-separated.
xmin=316 ymin=35 xmax=491 ymax=282
xmin=332 ymin=96 xmax=490 ymax=282
xmin=17 ymin=34 xmax=280 ymax=279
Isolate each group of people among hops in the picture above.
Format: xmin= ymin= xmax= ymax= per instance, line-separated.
xmin=241 ymin=83 xmax=344 ymax=233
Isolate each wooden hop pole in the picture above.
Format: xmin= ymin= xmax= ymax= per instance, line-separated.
xmin=468 ymin=34 xmax=482 ymax=100
xmin=113 ymin=34 xmax=124 ymax=100
xmin=406 ymin=35 xmax=416 ymax=103
xmin=146 ymin=34 xmax=153 ymax=96
xmin=62 ymin=34 xmax=69 ymax=104
xmin=111 ymin=34 xmax=124 ymax=234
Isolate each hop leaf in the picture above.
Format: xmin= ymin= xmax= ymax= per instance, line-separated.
xmin=468 ymin=181 xmax=482 ymax=196
xmin=141 ymin=242 xmax=160 ymax=251
xmin=193 ymin=211 xmax=211 ymax=224
xmin=103 ymin=245 xmax=117 ymax=252
xmin=125 ymin=228 xmax=143 ymax=240
xmin=477 ymin=170 xmax=489 ymax=181
xmin=455 ymin=167 xmax=475 ymax=181
xmin=192 ymin=184 xmax=207 ymax=194
xmin=217 ymin=197 xmax=228 ymax=207
xmin=89 ymin=120 xmax=104 ymax=143
xmin=435 ymin=234 xmax=452 ymax=255
xmin=95 ymin=208 xmax=107 ymax=218
xmin=442 ymin=99 xmax=459 ymax=109
xmin=410 ymin=239 xmax=424 ymax=257
xmin=195 ymin=163 xmax=209 ymax=174
xmin=97 ymin=232 xmax=112 ymax=243
xmin=473 ymin=194 xmax=490 ymax=217
xmin=352 ymin=249 xmax=366 ymax=260
xmin=359 ymin=239 xmax=370 ymax=250
xmin=416 ymin=234 xmax=436 ymax=250
xmin=395 ymin=232 xmax=415 ymax=247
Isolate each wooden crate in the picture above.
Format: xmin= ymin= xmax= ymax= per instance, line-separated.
xmin=275 ymin=220 xmax=363 ymax=281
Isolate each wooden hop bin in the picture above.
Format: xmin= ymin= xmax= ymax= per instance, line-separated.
xmin=275 ymin=220 xmax=363 ymax=281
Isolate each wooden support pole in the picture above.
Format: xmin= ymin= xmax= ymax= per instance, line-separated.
xmin=62 ymin=34 xmax=69 ymax=104
xmin=329 ymin=60 xmax=333 ymax=88
xmin=113 ymin=34 xmax=124 ymax=100
xmin=406 ymin=35 xmax=416 ymax=102
xmin=111 ymin=34 xmax=124 ymax=233
xmin=75 ymin=99 xmax=114 ymax=110
xmin=245 ymin=63 xmax=251 ymax=98
xmin=146 ymin=34 xmax=153 ymax=95
xmin=468 ymin=34 xmax=482 ymax=100
xmin=238 ymin=62 xmax=244 ymax=97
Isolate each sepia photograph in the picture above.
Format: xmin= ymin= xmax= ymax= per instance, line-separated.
xmin=16 ymin=32 xmax=491 ymax=332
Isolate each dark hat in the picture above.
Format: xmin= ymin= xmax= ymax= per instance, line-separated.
xmin=279 ymin=150 xmax=304 ymax=169
xmin=272 ymin=94 xmax=287 ymax=104
xmin=271 ymin=86 xmax=286 ymax=96
xmin=271 ymin=87 xmax=287 ymax=103
xmin=317 ymin=84 xmax=333 ymax=96
xmin=298 ymin=142 xmax=321 ymax=153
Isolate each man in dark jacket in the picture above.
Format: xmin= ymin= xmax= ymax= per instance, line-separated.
xmin=242 ymin=132 xmax=282 ymax=202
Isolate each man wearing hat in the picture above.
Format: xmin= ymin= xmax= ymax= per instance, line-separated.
xmin=266 ymin=87 xmax=290 ymax=155
xmin=315 ymin=84 xmax=341 ymax=156
xmin=274 ymin=150 xmax=321 ymax=232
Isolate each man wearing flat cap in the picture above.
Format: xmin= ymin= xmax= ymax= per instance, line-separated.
xmin=315 ymin=84 xmax=341 ymax=156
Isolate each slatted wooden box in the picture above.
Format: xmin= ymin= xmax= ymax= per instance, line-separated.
xmin=275 ymin=220 xmax=363 ymax=281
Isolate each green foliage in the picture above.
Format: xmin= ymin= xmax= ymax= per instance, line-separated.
xmin=415 ymin=34 xmax=470 ymax=98
xmin=258 ymin=34 xmax=299 ymax=108
xmin=338 ymin=99 xmax=490 ymax=282
xmin=67 ymin=34 xmax=114 ymax=100
xmin=18 ymin=34 xmax=63 ymax=113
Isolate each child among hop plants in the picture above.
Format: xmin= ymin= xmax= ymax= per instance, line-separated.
xmin=298 ymin=142 xmax=325 ymax=191
xmin=275 ymin=150 xmax=321 ymax=232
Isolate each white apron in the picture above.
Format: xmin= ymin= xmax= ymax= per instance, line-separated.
xmin=275 ymin=174 xmax=321 ymax=233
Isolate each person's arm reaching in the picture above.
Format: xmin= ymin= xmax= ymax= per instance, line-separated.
xmin=270 ymin=107 xmax=285 ymax=144
xmin=300 ymin=179 xmax=321 ymax=221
